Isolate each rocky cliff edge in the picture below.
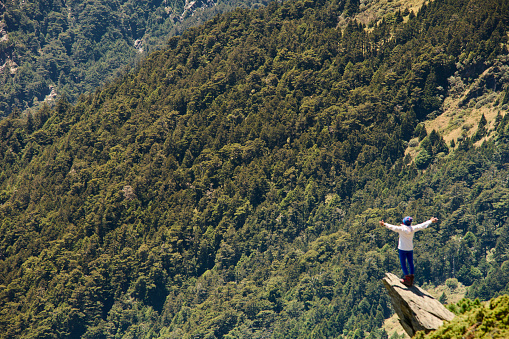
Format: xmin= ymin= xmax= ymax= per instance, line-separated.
xmin=382 ymin=272 xmax=455 ymax=337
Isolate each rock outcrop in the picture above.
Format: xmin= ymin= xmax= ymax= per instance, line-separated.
xmin=180 ymin=0 xmax=216 ymax=21
xmin=382 ymin=273 xmax=455 ymax=337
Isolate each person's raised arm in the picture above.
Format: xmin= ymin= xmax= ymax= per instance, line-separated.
xmin=380 ymin=220 xmax=403 ymax=232
xmin=413 ymin=217 xmax=438 ymax=231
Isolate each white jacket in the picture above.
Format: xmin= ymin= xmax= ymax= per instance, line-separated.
xmin=383 ymin=220 xmax=433 ymax=251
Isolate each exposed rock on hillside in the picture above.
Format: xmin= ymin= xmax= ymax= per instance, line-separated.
xmin=383 ymin=273 xmax=455 ymax=337
xmin=0 ymin=57 xmax=17 ymax=75
xmin=134 ymin=38 xmax=144 ymax=53
xmin=180 ymin=0 xmax=216 ymax=20
xmin=0 ymin=21 xmax=8 ymax=42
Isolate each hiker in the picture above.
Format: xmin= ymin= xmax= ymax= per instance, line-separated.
xmin=379 ymin=216 xmax=438 ymax=287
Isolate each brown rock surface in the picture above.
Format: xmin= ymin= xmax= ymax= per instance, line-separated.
xmin=382 ymin=273 xmax=455 ymax=337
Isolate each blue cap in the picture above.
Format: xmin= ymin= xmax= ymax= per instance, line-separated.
xmin=403 ymin=216 xmax=413 ymax=226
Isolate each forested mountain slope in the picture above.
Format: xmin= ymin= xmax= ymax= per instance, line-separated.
xmin=0 ymin=0 xmax=272 ymax=118
xmin=0 ymin=0 xmax=509 ymax=338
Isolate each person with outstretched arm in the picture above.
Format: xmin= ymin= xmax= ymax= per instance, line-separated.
xmin=379 ymin=216 xmax=439 ymax=287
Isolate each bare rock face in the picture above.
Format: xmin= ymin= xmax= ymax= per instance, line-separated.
xmin=382 ymin=273 xmax=455 ymax=337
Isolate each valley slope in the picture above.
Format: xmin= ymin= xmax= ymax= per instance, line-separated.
xmin=1 ymin=0 xmax=509 ymax=338
xmin=0 ymin=0 xmax=273 ymax=117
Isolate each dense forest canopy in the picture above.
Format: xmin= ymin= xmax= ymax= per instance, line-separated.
xmin=0 ymin=0 xmax=273 ymax=118
xmin=1 ymin=0 xmax=509 ymax=338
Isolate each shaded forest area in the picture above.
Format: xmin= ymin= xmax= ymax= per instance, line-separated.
xmin=0 ymin=0 xmax=272 ymax=117
xmin=0 ymin=0 xmax=509 ymax=338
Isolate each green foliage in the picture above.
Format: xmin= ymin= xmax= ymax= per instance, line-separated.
xmin=417 ymin=295 xmax=509 ymax=338
xmin=0 ymin=0 xmax=509 ymax=338
xmin=439 ymin=292 xmax=447 ymax=304
xmin=445 ymin=278 xmax=459 ymax=290
xmin=472 ymin=114 xmax=488 ymax=142
xmin=415 ymin=149 xmax=432 ymax=169
xmin=415 ymin=129 xmax=448 ymax=169
xmin=447 ymin=297 xmax=482 ymax=315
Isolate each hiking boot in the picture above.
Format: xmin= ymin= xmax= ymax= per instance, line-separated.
xmin=409 ymin=274 xmax=414 ymax=286
xmin=401 ymin=275 xmax=412 ymax=287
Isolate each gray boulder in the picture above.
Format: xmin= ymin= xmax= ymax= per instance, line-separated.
xmin=382 ymin=273 xmax=455 ymax=337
